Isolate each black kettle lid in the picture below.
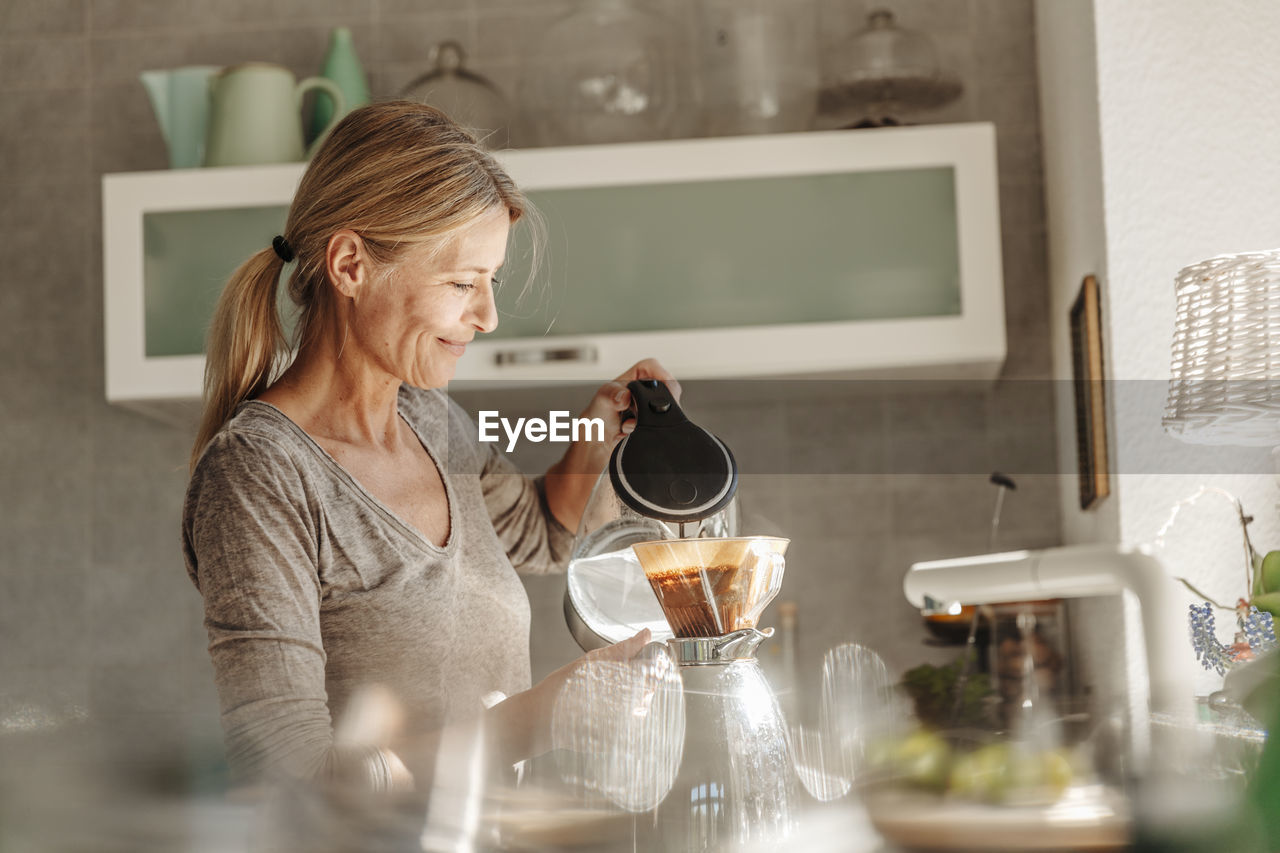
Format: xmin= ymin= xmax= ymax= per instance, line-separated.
xmin=607 ymin=379 xmax=738 ymax=523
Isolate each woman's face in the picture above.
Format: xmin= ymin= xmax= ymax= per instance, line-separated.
xmin=353 ymin=206 xmax=509 ymax=389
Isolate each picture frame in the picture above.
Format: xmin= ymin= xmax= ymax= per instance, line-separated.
xmin=1070 ymin=274 xmax=1110 ymax=509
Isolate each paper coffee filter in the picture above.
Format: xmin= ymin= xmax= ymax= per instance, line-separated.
xmin=630 ymin=537 xmax=789 ymax=637
xmin=630 ymin=536 xmax=787 ymax=575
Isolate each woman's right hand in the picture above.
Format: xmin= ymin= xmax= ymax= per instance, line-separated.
xmin=543 ymin=358 xmax=680 ymax=532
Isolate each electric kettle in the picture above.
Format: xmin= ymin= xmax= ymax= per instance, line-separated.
xmin=564 ymin=379 xmax=740 ymax=651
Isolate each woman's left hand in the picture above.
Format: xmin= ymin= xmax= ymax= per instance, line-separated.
xmin=543 ymin=358 xmax=680 ymax=531
xmin=524 ymin=628 xmax=653 ymax=758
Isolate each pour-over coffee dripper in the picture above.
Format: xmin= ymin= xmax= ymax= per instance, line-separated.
xmin=565 ymin=379 xmax=741 ymax=651
xmin=631 ymin=536 xmax=787 ymax=639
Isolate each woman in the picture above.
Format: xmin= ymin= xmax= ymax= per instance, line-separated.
xmin=182 ymin=101 xmax=672 ymax=792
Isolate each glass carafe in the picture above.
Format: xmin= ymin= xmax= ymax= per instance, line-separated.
xmin=660 ymin=631 xmax=797 ymax=850
xmin=632 ymin=537 xmax=798 ymax=851
xmin=695 ymin=0 xmax=819 ymax=136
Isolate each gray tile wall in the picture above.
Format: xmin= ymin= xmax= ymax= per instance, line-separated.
xmin=0 ymin=0 xmax=1056 ymax=769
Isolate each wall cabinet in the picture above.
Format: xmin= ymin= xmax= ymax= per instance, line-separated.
xmin=103 ymin=123 xmax=1004 ymax=419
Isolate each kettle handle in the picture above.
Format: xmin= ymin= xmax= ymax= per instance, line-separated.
xmin=626 ymin=379 xmax=690 ymax=428
xmin=296 ymin=77 xmax=346 ymax=156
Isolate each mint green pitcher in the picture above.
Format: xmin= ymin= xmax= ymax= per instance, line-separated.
xmin=140 ymin=65 xmax=222 ymax=169
xmin=205 ymin=62 xmax=345 ymax=167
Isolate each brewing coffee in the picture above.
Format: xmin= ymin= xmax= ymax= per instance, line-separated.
xmin=646 ymin=564 xmax=753 ymax=637
xmin=632 ymin=537 xmax=788 ymax=639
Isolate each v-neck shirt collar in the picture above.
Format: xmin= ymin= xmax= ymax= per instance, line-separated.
xmin=240 ymin=385 xmax=458 ymax=556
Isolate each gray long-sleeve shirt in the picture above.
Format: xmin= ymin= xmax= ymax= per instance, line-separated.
xmin=181 ymin=385 xmax=573 ymax=785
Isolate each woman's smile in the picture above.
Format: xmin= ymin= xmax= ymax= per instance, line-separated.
xmin=437 ymin=337 xmax=470 ymax=357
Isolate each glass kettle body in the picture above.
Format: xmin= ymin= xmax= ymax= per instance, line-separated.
xmin=564 ymin=470 xmax=739 ymax=651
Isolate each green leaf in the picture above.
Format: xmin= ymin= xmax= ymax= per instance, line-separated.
xmin=1261 ymin=551 xmax=1280 ymax=595
xmin=1250 ymin=590 xmax=1280 ymax=620
xmin=899 ymin=657 xmax=995 ymax=731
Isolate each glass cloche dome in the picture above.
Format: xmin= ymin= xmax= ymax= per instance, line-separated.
xmin=820 ymin=8 xmax=962 ymax=128
xmin=401 ymin=41 xmax=515 ymax=148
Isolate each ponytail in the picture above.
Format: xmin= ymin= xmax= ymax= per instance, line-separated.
xmin=190 ymin=248 xmax=289 ymax=471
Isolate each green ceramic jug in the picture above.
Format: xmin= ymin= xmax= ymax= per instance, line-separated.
xmin=310 ymin=27 xmax=370 ymax=142
xmin=205 ymin=62 xmax=345 ymax=167
xmin=140 ymin=65 xmax=222 ymax=169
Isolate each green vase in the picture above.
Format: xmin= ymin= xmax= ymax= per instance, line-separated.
xmin=310 ymin=27 xmax=370 ymax=143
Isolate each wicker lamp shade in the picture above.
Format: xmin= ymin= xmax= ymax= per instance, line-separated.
xmin=1164 ymin=250 xmax=1280 ymax=446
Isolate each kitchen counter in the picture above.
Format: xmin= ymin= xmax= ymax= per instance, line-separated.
xmin=483 ymin=794 xmax=897 ymax=852
xmin=477 ymin=774 xmax=1142 ymax=852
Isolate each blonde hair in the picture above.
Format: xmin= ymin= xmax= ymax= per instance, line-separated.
xmin=191 ymin=101 xmax=535 ymax=470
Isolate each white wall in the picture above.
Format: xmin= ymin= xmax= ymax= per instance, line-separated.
xmin=1038 ymin=0 xmax=1280 ymax=701
xmin=1034 ymin=0 xmax=1118 ymax=547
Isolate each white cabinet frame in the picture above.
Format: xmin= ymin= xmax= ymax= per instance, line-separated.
xmin=103 ymin=164 xmax=304 ymax=411
xmin=103 ymin=124 xmax=1004 ymax=412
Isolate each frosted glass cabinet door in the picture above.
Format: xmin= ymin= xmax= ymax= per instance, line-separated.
xmin=477 ymin=123 xmax=1003 ymax=382
xmin=495 ymin=166 xmax=961 ymax=340
xmin=104 ymin=164 xmax=305 ymax=410
xmin=143 ymin=205 xmax=289 ymax=357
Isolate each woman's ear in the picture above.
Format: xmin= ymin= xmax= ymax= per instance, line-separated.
xmin=326 ymin=229 xmax=368 ymax=299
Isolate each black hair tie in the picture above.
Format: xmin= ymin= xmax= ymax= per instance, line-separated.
xmin=271 ymin=235 xmax=295 ymax=263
